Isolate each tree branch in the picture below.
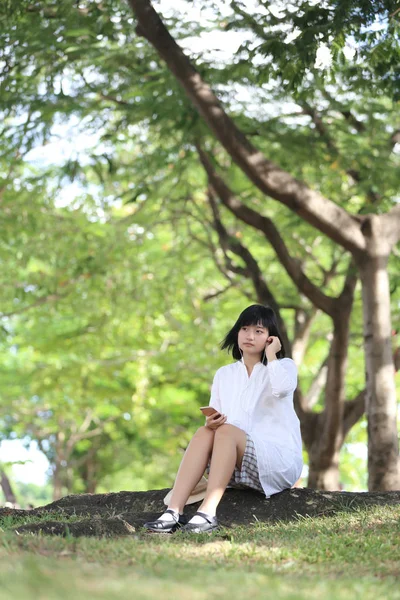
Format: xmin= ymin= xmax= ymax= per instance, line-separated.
xmin=206 ymin=187 xmax=292 ymax=354
xmin=342 ymin=390 xmax=366 ymax=438
xmin=301 ymin=102 xmax=337 ymax=153
xmin=181 ymin=205 xmax=248 ymax=282
xmin=127 ymin=0 xmax=366 ymax=255
xmin=380 ymin=202 xmax=400 ymax=247
xmin=0 ymin=290 xmax=71 ymax=319
xmin=197 ymin=144 xmax=337 ymax=316
xmin=340 ymin=110 xmax=366 ymax=134
xmin=203 ymin=283 xmax=236 ymax=302
xmin=320 ymin=90 xmax=366 ymax=134
xmin=390 ymin=129 xmax=400 ymax=150
xmin=301 ymin=101 xmax=380 ymax=203
xmin=304 ymin=355 xmax=329 ymax=410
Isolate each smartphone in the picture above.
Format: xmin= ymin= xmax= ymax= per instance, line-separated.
xmin=199 ymin=406 xmax=221 ymax=418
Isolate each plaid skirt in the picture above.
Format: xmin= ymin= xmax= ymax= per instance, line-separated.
xmin=206 ymin=433 xmax=264 ymax=495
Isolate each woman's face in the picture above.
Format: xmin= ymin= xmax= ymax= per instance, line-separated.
xmin=238 ymin=323 xmax=269 ymax=357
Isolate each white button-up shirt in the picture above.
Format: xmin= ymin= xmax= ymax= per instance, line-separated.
xmin=209 ymin=358 xmax=303 ymax=496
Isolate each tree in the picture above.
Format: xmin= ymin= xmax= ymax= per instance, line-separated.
xmin=226 ymin=0 xmax=400 ymax=98
xmin=0 ymin=156 xmax=245 ymax=497
xmin=1 ymin=0 xmax=398 ymax=492
xmin=0 ymin=467 xmax=18 ymax=505
xmin=201 ymin=170 xmax=359 ymax=490
xmin=127 ymin=0 xmax=400 ymax=490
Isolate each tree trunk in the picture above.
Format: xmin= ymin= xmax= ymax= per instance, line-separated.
xmin=205 ymin=145 xmax=359 ymax=491
xmin=303 ymin=387 xmax=366 ymax=490
xmin=0 ymin=469 xmax=17 ymax=505
xmin=308 ymin=450 xmax=341 ymax=490
xmin=84 ymin=456 xmax=97 ymax=494
xmin=301 ymin=311 xmax=351 ymax=490
xmin=53 ymin=461 xmax=63 ymax=501
xmin=357 ymin=248 xmax=400 ymax=490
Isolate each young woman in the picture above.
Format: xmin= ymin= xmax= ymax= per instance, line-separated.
xmin=144 ymin=304 xmax=303 ymax=534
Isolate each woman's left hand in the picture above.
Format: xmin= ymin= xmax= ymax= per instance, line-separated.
xmin=266 ymin=336 xmax=281 ymax=354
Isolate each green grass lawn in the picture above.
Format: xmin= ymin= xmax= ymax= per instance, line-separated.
xmin=1 ymin=505 xmax=399 ymax=600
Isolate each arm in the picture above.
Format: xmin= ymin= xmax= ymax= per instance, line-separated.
xmin=267 ymin=358 xmax=298 ymax=397
xmin=209 ymin=369 xmax=222 ymax=413
xmin=206 ymin=369 xmax=227 ymax=429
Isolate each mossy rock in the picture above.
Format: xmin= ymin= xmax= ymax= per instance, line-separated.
xmin=2 ymin=487 xmax=400 ymax=538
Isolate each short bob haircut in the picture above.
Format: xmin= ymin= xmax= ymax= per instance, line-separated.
xmin=220 ymin=304 xmax=285 ymax=364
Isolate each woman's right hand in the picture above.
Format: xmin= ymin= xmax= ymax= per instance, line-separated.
xmin=205 ymin=413 xmax=227 ymax=430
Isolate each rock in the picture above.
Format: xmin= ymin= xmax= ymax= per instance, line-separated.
xmin=2 ymin=487 xmax=400 ymax=538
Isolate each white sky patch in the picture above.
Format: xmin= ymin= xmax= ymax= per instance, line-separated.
xmin=24 ymin=115 xmax=111 ymax=211
xmin=25 ymin=116 xmax=108 ymax=169
xmin=343 ymin=44 xmax=356 ymax=61
xmin=304 ymin=0 xmax=331 ymax=6
xmin=156 ymin=0 xmax=233 ymax=21
xmin=284 ymin=28 xmax=302 ymax=44
xmin=346 ymin=443 xmax=367 ymax=460
xmin=314 ymin=42 xmax=333 ymax=70
xmin=268 ymin=4 xmax=285 ymax=18
xmin=0 ymin=440 xmax=50 ymax=486
xmin=180 ymin=29 xmax=251 ymax=63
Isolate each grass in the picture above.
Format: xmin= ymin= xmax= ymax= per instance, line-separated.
xmin=0 ymin=505 xmax=399 ymax=600
xmin=0 ymin=511 xmax=86 ymax=530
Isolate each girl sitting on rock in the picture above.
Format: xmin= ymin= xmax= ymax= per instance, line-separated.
xmin=144 ymin=304 xmax=303 ymax=534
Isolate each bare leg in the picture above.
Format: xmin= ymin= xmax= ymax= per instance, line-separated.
xmin=197 ymin=424 xmax=247 ymax=517
xmin=167 ymin=426 xmax=215 ymax=514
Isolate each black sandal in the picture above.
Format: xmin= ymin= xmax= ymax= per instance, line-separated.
xmin=180 ymin=511 xmax=219 ymax=534
xmin=144 ymin=509 xmax=187 ymax=534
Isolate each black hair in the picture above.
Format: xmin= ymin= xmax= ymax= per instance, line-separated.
xmin=220 ymin=304 xmax=285 ymax=364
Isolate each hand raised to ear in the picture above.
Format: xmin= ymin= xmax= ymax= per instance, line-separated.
xmin=266 ymin=336 xmax=281 ymax=354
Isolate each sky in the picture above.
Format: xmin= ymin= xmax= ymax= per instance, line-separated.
xmin=0 ymin=440 xmax=49 ymax=486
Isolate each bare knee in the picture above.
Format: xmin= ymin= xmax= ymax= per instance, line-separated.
xmin=214 ymin=424 xmax=243 ymax=438
xmin=194 ymin=425 xmax=215 ymax=438
xmin=214 ymin=424 xmax=247 ymax=468
xmin=214 ymin=424 xmax=247 ymax=448
xmin=191 ymin=426 xmax=215 ymax=460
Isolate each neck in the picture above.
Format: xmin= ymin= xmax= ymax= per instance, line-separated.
xmin=241 ymin=352 xmax=262 ymax=370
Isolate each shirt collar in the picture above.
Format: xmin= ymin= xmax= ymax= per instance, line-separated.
xmin=239 ymin=358 xmax=263 ymax=368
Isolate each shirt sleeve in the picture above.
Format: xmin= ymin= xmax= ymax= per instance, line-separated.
xmin=209 ymin=369 xmax=222 ymax=412
xmin=267 ymin=358 xmax=298 ymax=397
